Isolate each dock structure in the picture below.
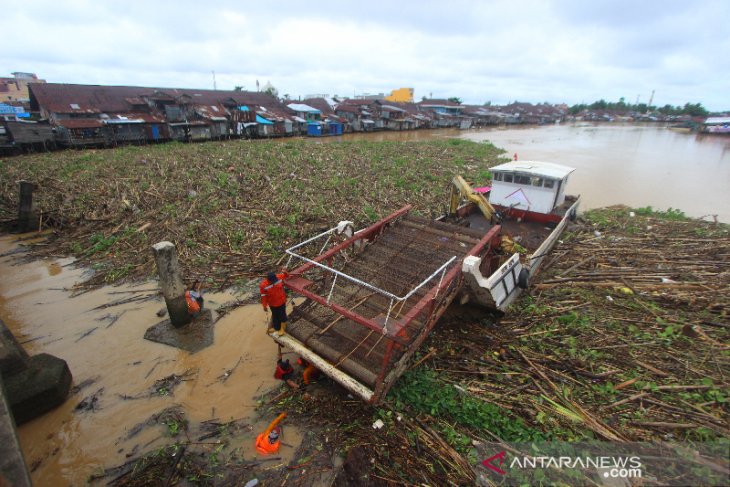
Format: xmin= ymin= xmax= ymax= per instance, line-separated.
xmin=272 ymin=206 xmax=501 ymax=403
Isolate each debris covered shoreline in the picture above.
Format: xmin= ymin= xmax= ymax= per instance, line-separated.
xmin=91 ymin=207 xmax=730 ymax=486
xmin=1 ymin=139 xmax=728 ymax=485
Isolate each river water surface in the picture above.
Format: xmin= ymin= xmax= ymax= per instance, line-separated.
xmin=321 ymin=124 xmax=730 ymax=222
xmin=461 ymin=124 xmax=730 ymax=222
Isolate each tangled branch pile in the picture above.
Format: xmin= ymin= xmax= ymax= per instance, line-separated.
xmin=0 ymin=138 xmax=504 ymax=288
xmin=363 ymin=207 xmax=728 ymax=482
xmin=296 ymin=207 xmax=728 ymax=485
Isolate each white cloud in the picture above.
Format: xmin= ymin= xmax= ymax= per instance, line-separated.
xmin=2 ymin=0 xmax=727 ymax=110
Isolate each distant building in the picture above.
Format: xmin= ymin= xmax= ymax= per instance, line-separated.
xmin=0 ymin=72 xmax=46 ymax=103
xmin=418 ymin=99 xmax=463 ymax=115
xmin=385 ymin=88 xmax=414 ymax=103
xmin=354 ymin=93 xmax=385 ymax=101
xmin=287 ymin=103 xmax=322 ymax=122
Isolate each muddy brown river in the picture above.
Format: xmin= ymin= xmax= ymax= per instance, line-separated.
xmin=318 ymin=123 xmax=730 ymax=222
xmin=0 ymin=235 xmax=303 ymax=485
xmin=461 ymin=124 xmax=730 ymax=223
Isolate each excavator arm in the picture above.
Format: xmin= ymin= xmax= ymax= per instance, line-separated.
xmin=450 ymin=175 xmax=498 ymax=221
xmin=450 ymin=175 xmax=525 ymax=254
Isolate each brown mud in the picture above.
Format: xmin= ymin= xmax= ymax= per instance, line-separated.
xmin=0 ymin=234 xmax=306 ymax=486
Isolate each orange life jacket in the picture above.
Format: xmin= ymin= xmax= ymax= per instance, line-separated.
xmin=260 ymin=272 xmax=289 ymax=308
xmin=303 ymin=364 xmax=319 ymax=385
xmin=185 ymin=291 xmax=200 ymax=314
xmin=255 ymin=432 xmax=280 ymax=455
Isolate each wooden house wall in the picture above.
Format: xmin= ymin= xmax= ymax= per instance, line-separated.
xmin=189 ymin=125 xmax=211 ymax=141
xmin=5 ymin=121 xmax=55 ymax=145
xmin=107 ymin=124 xmax=147 ymax=144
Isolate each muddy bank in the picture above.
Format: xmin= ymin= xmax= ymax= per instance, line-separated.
xmin=0 ymin=235 xmax=304 ymax=486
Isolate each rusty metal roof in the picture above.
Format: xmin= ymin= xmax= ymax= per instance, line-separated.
xmin=29 ymin=83 xmax=289 ymax=116
xmin=300 ymin=98 xmax=334 ymax=115
xmin=56 ymin=118 xmax=104 ymax=129
xmin=418 ymin=99 xmax=462 ymax=107
xmin=335 ymin=104 xmax=359 ymax=114
xmin=106 ymin=112 xmax=166 ymax=123
xmin=339 ymin=99 xmax=376 ymax=106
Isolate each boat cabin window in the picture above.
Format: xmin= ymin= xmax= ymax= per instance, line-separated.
xmin=497 ymin=172 xmax=556 ymax=188
xmin=514 ymin=174 xmax=531 ymax=185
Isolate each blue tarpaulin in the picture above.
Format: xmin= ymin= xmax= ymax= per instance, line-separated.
xmin=256 ymin=114 xmax=274 ymax=125
xmin=0 ymin=104 xmax=28 ymax=117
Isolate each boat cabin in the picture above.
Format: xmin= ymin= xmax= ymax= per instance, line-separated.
xmin=489 ymin=161 xmax=575 ymax=215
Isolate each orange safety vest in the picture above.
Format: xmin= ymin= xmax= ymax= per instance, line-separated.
xmin=185 ymin=291 xmax=200 ymax=314
xmin=255 ymin=432 xmax=280 ymax=455
xmin=260 ymin=272 xmax=289 ymax=308
xmin=297 ymin=358 xmax=319 ymax=384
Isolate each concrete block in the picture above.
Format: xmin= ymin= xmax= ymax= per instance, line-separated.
xmin=3 ymin=353 xmax=72 ymax=425
xmin=0 ymin=323 xmax=29 ymax=376
xmin=144 ymin=309 xmax=215 ymax=353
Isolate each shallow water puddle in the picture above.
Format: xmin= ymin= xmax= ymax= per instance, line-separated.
xmin=0 ymin=235 xmax=297 ymax=485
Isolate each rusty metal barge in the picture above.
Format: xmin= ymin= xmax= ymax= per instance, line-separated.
xmin=271 ymin=161 xmax=581 ymax=403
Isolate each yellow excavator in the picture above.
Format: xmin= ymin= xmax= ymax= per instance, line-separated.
xmin=449 ymin=175 xmax=523 ymax=254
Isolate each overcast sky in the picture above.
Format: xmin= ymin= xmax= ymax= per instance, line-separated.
xmin=3 ymin=0 xmax=728 ymax=110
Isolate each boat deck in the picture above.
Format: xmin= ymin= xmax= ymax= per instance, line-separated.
xmin=458 ymin=195 xmax=579 ymax=252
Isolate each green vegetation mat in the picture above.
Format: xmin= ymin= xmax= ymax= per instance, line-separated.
xmin=0 ymin=138 xmax=504 ymax=288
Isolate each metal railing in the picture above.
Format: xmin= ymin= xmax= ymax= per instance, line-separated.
xmin=285 ymin=225 xmax=457 ymax=334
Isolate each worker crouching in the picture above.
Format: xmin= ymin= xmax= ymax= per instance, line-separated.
xmin=274 ymin=358 xmax=299 ymax=390
xmin=260 ymin=268 xmax=289 ymax=336
xmin=297 ymin=357 xmax=320 ymax=385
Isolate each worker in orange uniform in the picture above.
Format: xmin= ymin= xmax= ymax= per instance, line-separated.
xmin=297 ymin=357 xmax=320 ymax=385
xmin=260 ymin=268 xmax=289 ymax=336
xmin=185 ymin=280 xmax=204 ymax=316
xmin=255 ymin=412 xmax=287 ymax=455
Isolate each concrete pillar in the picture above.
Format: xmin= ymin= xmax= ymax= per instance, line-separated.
xmin=152 ymin=241 xmax=191 ymax=328
xmin=17 ymin=181 xmax=38 ymax=232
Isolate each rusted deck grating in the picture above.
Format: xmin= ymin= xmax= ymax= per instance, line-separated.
xmin=286 ymin=214 xmax=485 ymax=388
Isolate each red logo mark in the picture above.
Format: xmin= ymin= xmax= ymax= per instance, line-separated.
xmin=482 ymin=451 xmax=507 ymax=475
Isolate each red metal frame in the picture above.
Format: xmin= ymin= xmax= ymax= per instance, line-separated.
xmin=284 ymin=205 xmax=504 ymax=403
xmin=284 ymin=205 xmax=415 ymax=343
xmin=290 ymin=205 xmax=412 ymax=276
xmin=284 ymin=277 xmax=409 ymax=345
